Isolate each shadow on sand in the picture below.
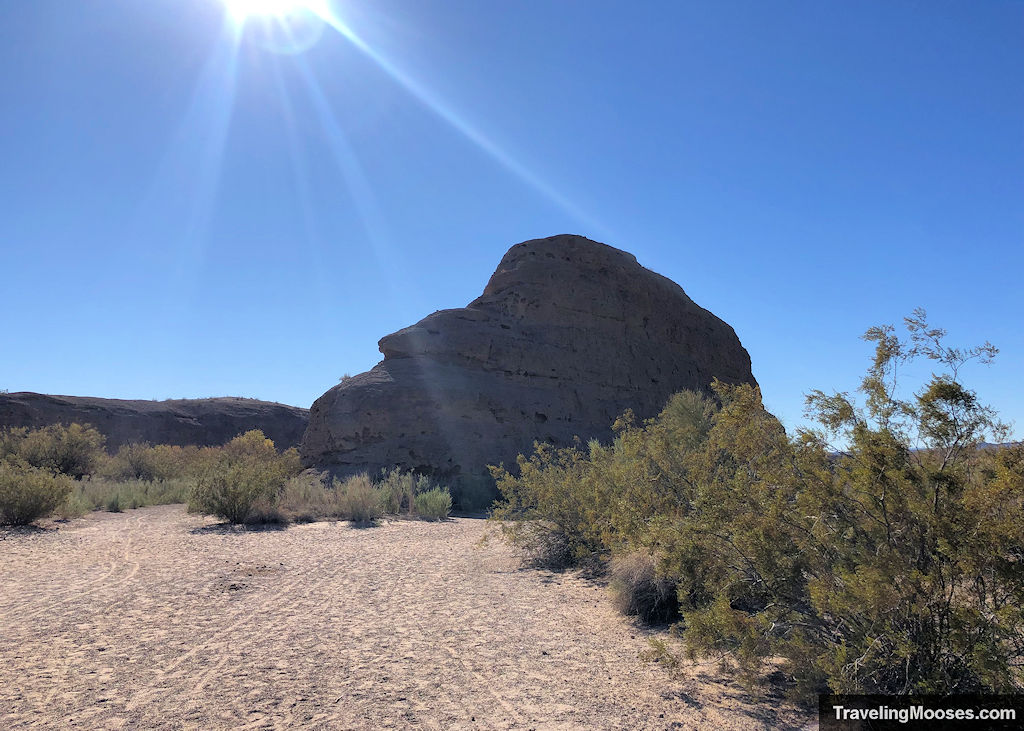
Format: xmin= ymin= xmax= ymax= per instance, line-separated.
xmin=190 ymin=522 xmax=289 ymax=535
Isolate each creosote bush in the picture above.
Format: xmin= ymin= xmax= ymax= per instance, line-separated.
xmin=188 ymin=430 xmax=300 ymax=525
xmin=491 ymin=310 xmax=1024 ymax=698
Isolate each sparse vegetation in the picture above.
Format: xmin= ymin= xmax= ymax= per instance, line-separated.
xmin=491 ymin=311 xmax=1024 ymax=698
xmin=277 ymin=473 xmax=340 ymax=522
xmin=0 ymin=421 xmax=455 ymax=528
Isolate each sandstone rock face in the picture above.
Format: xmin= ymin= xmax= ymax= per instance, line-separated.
xmin=0 ymin=393 xmax=309 ymax=451
xmin=302 ymin=235 xmax=757 ymax=507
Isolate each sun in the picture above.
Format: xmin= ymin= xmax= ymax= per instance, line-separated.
xmin=222 ymin=0 xmax=323 ymax=21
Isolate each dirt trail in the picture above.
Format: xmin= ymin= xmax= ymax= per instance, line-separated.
xmin=0 ymin=505 xmax=811 ymax=729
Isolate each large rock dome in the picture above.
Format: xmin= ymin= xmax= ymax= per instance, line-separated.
xmin=301 ymin=234 xmax=757 ymax=507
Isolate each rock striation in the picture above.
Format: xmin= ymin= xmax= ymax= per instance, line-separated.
xmin=0 ymin=393 xmax=309 ymax=450
xmin=302 ymin=235 xmax=757 ymax=507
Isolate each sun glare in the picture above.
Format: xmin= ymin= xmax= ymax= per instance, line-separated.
xmin=222 ymin=0 xmax=321 ymax=21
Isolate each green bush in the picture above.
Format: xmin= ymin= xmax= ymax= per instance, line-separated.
xmin=188 ymin=430 xmax=298 ymax=524
xmin=0 ymin=459 xmax=74 ymax=526
xmin=99 ymin=442 xmax=192 ymax=481
xmin=490 ymin=441 xmax=602 ymax=566
xmin=490 ymin=389 xmax=716 ymax=567
xmin=414 ymin=487 xmax=452 ymax=521
xmin=3 ymin=423 xmax=105 ymax=479
xmin=190 ymin=462 xmax=279 ymax=524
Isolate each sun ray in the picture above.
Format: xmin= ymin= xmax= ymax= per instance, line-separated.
xmin=304 ymin=3 xmax=607 ymax=235
xmin=132 ymin=18 xmax=243 ymax=314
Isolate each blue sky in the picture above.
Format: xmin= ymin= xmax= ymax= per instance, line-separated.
xmin=2 ymin=0 xmax=1021 ymax=439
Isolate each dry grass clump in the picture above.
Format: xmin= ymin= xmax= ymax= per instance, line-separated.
xmin=378 ymin=468 xmax=416 ymax=515
xmin=414 ymin=487 xmax=452 ymax=521
xmin=508 ymin=520 xmax=577 ymax=570
xmin=278 ymin=473 xmax=340 ymax=522
xmin=609 ymin=551 xmax=679 ymax=624
xmin=335 ymin=474 xmax=384 ymax=524
xmin=277 ymin=473 xmax=384 ymax=524
xmin=284 ymin=470 xmax=451 ymax=525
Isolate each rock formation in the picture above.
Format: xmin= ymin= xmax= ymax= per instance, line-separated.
xmin=302 ymin=234 xmax=757 ymax=507
xmin=0 ymin=393 xmax=309 ymax=450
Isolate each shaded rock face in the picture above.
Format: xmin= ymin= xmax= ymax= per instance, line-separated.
xmin=0 ymin=393 xmax=309 ymax=451
xmin=302 ymin=235 xmax=757 ymax=507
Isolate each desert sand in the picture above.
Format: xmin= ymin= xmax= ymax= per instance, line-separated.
xmin=0 ymin=505 xmax=812 ymax=729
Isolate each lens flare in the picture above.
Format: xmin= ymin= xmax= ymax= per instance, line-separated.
xmin=222 ymin=0 xmax=322 ymax=21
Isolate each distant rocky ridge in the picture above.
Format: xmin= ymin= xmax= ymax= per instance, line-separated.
xmin=302 ymin=234 xmax=758 ymax=507
xmin=0 ymin=393 xmax=309 ymax=450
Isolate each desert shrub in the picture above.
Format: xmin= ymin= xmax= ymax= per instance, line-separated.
xmin=490 ymin=390 xmax=717 ymax=568
xmin=99 ymin=442 xmax=192 ymax=482
xmin=379 ymin=467 xmax=416 ymax=514
xmin=278 ymin=473 xmax=336 ymax=522
xmin=279 ymin=447 xmax=303 ymax=477
xmin=335 ymin=474 xmax=383 ymax=523
xmin=666 ymin=313 xmax=1024 ymax=696
xmin=190 ymin=461 xmax=280 ymax=524
xmin=106 ymin=493 xmax=122 ymax=513
xmin=101 ymin=443 xmax=158 ymax=481
xmin=188 ymin=430 xmax=298 ymax=524
xmin=5 ymin=423 xmax=105 ymax=479
xmin=489 ymin=311 xmax=1024 ymax=698
xmin=55 ymin=491 xmax=91 ymax=520
xmin=0 ymin=458 xmax=74 ymax=526
xmin=0 ymin=427 xmax=27 ymax=460
xmin=609 ymin=551 xmax=679 ymax=624
xmin=414 ymin=487 xmax=452 ymax=521
xmin=490 ymin=442 xmax=603 ymax=567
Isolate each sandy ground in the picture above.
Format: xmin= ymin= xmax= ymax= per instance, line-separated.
xmin=0 ymin=505 xmax=813 ymax=730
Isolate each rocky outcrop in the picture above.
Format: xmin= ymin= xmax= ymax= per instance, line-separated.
xmin=0 ymin=393 xmax=309 ymax=450
xmin=302 ymin=235 xmax=757 ymax=507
